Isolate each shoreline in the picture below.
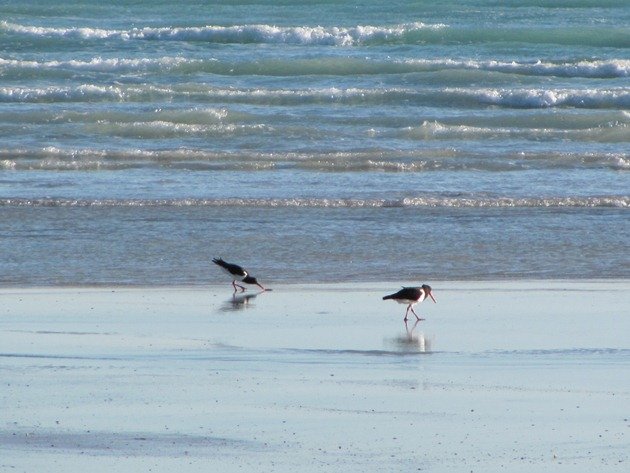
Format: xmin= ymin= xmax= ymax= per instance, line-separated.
xmin=2 ymin=277 xmax=628 ymax=289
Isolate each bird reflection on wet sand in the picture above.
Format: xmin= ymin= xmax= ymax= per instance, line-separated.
xmin=220 ymin=291 xmax=265 ymax=312
xmin=387 ymin=320 xmax=433 ymax=353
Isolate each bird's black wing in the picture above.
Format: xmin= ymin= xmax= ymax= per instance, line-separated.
xmin=383 ymin=287 xmax=421 ymax=300
xmin=212 ymin=258 xmax=247 ymax=277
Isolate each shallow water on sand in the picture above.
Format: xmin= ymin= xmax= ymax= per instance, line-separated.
xmin=1 ymin=282 xmax=629 ymax=472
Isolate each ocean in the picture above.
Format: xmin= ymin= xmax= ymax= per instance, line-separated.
xmin=0 ymin=0 xmax=628 ymax=286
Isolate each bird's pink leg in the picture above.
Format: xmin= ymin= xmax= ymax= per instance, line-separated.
xmin=232 ymin=281 xmax=246 ymax=293
xmin=410 ymin=306 xmax=424 ymax=321
xmin=404 ymin=305 xmax=410 ymax=322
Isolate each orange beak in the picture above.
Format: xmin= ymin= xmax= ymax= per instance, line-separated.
xmin=429 ymin=292 xmax=437 ymax=303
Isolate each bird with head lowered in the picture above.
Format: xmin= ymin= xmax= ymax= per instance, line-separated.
xmin=212 ymin=258 xmax=268 ymax=292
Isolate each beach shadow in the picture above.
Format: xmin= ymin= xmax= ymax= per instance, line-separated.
xmin=386 ymin=320 xmax=433 ymax=353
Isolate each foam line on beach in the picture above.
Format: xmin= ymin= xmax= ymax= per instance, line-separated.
xmin=1 ymin=196 xmax=627 ymax=208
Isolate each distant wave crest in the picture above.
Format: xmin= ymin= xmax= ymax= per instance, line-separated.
xmin=2 ymin=82 xmax=628 ymax=110
xmin=1 ymin=56 xmax=628 ymax=79
xmin=1 ymin=147 xmax=628 ymax=172
xmin=404 ymin=58 xmax=630 ymax=79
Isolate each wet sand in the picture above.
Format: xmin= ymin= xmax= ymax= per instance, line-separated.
xmin=1 ymin=281 xmax=629 ymax=472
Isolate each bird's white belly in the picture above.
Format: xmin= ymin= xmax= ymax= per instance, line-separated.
xmin=396 ymin=299 xmax=417 ymax=305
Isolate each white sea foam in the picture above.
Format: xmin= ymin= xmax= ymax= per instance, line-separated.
xmin=0 ymin=84 xmax=130 ymax=102
xmin=0 ymin=56 xmax=193 ymax=72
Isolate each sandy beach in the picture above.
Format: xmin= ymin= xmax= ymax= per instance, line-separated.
xmin=1 ymin=281 xmax=628 ymax=472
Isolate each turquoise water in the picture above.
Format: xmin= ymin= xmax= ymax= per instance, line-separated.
xmin=0 ymin=0 xmax=628 ymax=285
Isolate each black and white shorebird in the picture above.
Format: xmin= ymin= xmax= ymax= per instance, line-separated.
xmin=382 ymin=284 xmax=436 ymax=322
xmin=212 ymin=258 xmax=267 ymax=292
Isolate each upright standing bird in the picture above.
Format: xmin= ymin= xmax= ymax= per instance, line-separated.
xmin=212 ymin=258 xmax=267 ymax=292
xmin=382 ymin=284 xmax=436 ymax=322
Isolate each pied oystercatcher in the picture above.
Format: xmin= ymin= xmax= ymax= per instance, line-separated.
xmin=212 ymin=258 xmax=267 ymax=292
xmin=382 ymin=284 xmax=436 ymax=322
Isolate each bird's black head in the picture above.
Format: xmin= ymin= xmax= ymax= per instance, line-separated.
xmin=242 ymin=276 xmax=258 ymax=284
xmin=242 ymin=275 xmax=267 ymax=291
xmin=422 ymin=284 xmax=437 ymax=303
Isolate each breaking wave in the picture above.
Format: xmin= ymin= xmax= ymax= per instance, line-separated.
xmin=0 ymin=21 xmax=446 ymax=46
xmin=2 ymin=83 xmax=628 ymax=109
xmin=3 ymin=21 xmax=628 ymax=48
xmin=450 ymin=87 xmax=630 ymax=109
xmin=402 ymin=120 xmax=630 ymax=143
